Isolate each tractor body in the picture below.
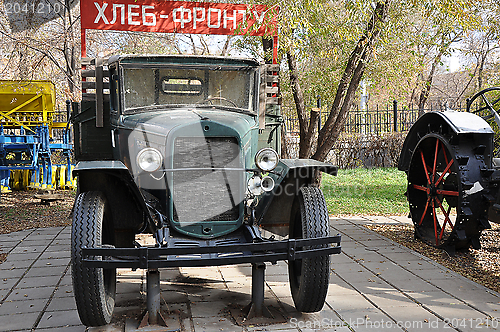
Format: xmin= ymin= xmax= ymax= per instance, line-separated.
xmin=399 ymin=88 xmax=500 ymax=253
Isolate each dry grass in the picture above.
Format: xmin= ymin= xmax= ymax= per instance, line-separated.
xmin=0 ymin=190 xmax=75 ymax=263
xmin=0 ymin=190 xmax=74 ymax=233
xmin=365 ymin=223 xmax=500 ymax=293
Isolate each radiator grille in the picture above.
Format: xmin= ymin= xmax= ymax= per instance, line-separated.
xmin=172 ymin=137 xmax=241 ymax=223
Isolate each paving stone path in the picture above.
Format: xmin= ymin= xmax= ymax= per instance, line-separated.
xmin=0 ymin=216 xmax=499 ymax=331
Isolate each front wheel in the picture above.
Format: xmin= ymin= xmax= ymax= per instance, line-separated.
xmin=71 ymin=191 xmax=116 ymax=326
xmin=289 ymin=186 xmax=330 ymax=312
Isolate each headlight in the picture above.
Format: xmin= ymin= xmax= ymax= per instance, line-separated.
xmin=247 ymin=175 xmax=275 ymax=196
xmin=255 ymin=148 xmax=279 ymax=171
xmin=137 ymin=148 xmax=163 ymax=172
xmin=247 ymin=175 xmax=264 ymax=196
xmin=261 ymin=176 xmax=275 ymax=192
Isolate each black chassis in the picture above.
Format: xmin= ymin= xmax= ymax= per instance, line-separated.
xmin=74 ymin=159 xmax=342 ymax=270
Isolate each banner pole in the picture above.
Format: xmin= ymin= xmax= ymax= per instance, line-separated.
xmin=272 ymin=35 xmax=278 ymax=64
xmin=81 ymin=29 xmax=86 ymax=58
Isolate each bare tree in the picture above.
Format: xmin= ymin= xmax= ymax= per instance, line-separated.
xmin=0 ymin=1 xmax=80 ymax=103
xmin=418 ymin=32 xmax=462 ymax=115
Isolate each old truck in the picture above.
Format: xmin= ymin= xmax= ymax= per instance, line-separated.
xmin=399 ymin=87 xmax=500 ymax=254
xmin=70 ymin=55 xmax=341 ymax=327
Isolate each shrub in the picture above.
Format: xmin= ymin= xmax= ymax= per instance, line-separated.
xmin=283 ymin=132 xmax=407 ymax=169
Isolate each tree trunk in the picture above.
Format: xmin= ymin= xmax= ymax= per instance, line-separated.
xmin=284 ymin=1 xmax=390 ymax=186
xmin=418 ymin=50 xmax=442 ymax=115
xmin=64 ymin=0 xmax=78 ymax=99
xmin=281 ymin=125 xmax=291 ymax=159
xmin=456 ymin=61 xmax=479 ymax=104
xmin=286 ymin=51 xmax=311 ymax=159
xmin=189 ymin=35 xmax=198 ymax=55
xmin=65 ymin=44 xmax=77 ymax=98
xmin=408 ymin=72 xmax=423 ymax=108
xmin=221 ymin=36 xmax=232 ymax=56
xmin=478 ymin=54 xmax=486 ymax=91
xmin=417 ymin=33 xmax=461 ymax=115
xmin=312 ymin=0 xmax=390 ymax=162
xmin=262 ymin=37 xmax=274 ymax=64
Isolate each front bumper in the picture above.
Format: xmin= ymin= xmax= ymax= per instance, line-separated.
xmin=82 ymin=235 xmax=341 ymax=269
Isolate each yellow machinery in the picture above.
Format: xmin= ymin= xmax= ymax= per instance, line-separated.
xmin=0 ymin=80 xmax=73 ymax=192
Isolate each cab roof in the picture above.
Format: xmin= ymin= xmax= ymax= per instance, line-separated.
xmin=108 ymin=54 xmax=260 ymax=68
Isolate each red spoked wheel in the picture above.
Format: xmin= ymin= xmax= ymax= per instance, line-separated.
xmin=407 ymin=133 xmax=464 ymax=248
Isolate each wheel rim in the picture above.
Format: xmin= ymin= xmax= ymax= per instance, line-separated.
xmin=408 ymin=134 xmax=461 ymax=247
xmin=467 ymin=87 xmax=500 ymax=157
xmin=102 ymin=209 xmax=116 ymax=313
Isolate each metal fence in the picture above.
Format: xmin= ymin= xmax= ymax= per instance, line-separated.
xmin=283 ymin=101 xmax=468 ymax=136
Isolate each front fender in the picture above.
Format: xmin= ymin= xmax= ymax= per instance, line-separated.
xmin=255 ymin=159 xmax=337 ymax=235
xmin=398 ymin=111 xmax=493 ymax=172
xmin=73 ymin=160 xmax=129 ymax=174
xmin=73 ymin=161 xmax=151 ymax=232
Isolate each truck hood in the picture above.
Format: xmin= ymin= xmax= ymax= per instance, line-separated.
xmin=121 ymin=108 xmax=257 ymax=137
xmin=121 ymin=107 xmax=256 ymax=239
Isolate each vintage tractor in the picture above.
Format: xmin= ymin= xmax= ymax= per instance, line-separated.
xmin=70 ymin=55 xmax=341 ymax=327
xmin=399 ymin=87 xmax=500 ymax=253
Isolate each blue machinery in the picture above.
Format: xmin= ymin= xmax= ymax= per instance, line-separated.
xmin=0 ymin=80 xmax=73 ymax=192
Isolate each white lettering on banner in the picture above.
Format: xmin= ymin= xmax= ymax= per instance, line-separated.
xmin=94 ymin=2 xmax=109 ymax=24
xmin=237 ymin=9 xmax=247 ymax=28
xmin=193 ymin=7 xmax=205 ymax=29
xmin=89 ymin=2 xmax=268 ymax=31
xmin=110 ymin=4 xmax=125 ymax=24
xmin=207 ymin=8 xmax=221 ymax=28
xmin=128 ymin=4 xmax=140 ymax=25
xmin=253 ymin=10 xmax=265 ymax=24
xmin=142 ymin=5 xmax=156 ymax=26
xmin=223 ymin=10 xmax=236 ymax=29
xmin=172 ymin=6 xmax=191 ymax=28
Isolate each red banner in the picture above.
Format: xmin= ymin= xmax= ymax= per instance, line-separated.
xmin=80 ymin=0 xmax=276 ymax=36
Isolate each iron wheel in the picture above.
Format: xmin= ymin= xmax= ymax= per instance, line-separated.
xmin=407 ymin=133 xmax=489 ymax=251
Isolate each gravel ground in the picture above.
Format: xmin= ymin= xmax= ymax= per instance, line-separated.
xmin=364 ymin=223 xmax=500 ymax=293
xmin=1 ymin=190 xmax=499 ymax=295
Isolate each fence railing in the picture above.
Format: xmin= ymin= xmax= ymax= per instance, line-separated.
xmin=283 ymin=101 xmax=468 ymax=136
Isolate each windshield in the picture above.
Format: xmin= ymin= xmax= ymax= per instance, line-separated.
xmin=122 ymin=65 xmax=257 ymax=113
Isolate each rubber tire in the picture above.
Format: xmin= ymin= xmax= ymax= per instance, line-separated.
xmin=288 ymin=186 xmax=330 ymax=312
xmin=71 ymin=191 xmax=116 ymax=326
